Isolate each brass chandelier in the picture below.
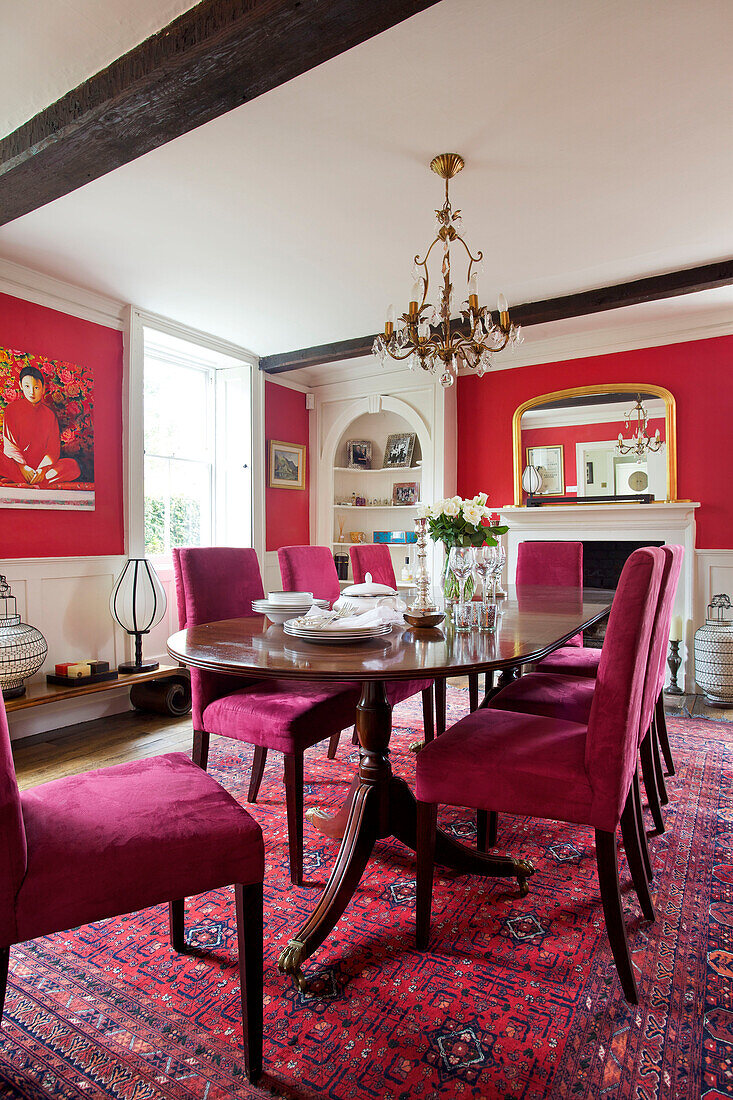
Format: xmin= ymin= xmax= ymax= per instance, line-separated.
xmin=616 ymin=395 xmax=663 ymax=460
xmin=372 ymin=153 xmax=522 ymax=387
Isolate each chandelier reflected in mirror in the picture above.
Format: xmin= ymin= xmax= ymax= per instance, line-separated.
xmin=616 ymin=394 xmax=664 ymax=461
xmin=372 ymin=153 xmax=523 ymax=388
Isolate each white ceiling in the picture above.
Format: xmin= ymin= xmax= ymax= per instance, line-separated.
xmin=1 ymin=0 xmax=733 ymax=359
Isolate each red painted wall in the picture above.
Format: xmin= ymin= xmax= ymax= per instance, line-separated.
xmin=265 ymin=380 xmax=310 ymax=551
xmin=521 ymin=417 xmax=665 ymax=495
xmin=0 ymin=293 xmax=124 ymax=558
xmin=457 ymin=334 xmax=733 ymax=549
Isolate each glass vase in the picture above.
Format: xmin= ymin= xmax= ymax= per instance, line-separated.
xmin=441 ymin=553 xmax=475 ymax=605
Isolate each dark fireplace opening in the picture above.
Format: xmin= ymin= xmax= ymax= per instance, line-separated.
xmin=582 ymin=540 xmax=664 ymax=590
xmin=582 ymin=539 xmax=665 ymax=647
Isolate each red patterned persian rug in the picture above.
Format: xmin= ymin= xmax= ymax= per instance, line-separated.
xmin=0 ymin=688 xmax=730 ymax=1099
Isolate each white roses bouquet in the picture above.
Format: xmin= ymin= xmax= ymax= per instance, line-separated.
xmin=417 ymin=493 xmax=507 ymax=550
xmin=417 ymin=494 xmax=508 ymax=600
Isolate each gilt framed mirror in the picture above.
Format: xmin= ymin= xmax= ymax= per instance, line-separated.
xmin=512 ymin=383 xmax=677 ymax=505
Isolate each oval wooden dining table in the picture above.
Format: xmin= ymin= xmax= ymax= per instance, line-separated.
xmin=168 ymin=584 xmax=612 ymax=991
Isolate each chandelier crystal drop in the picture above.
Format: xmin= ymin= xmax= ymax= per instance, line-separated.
xmin=616 ymin=395 xmax=664 ymax=461
xmin=372 ymin=153 xmax=522 ymax=387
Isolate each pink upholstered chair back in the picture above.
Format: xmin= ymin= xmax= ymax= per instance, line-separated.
xmin=278 ymin=546 xmax=341 ymax=603
xmin=516 ymin=541 xmax=583 ymax=587
xmin=585 ymin=547 xmax=664 ymax=831
xmin=653 ymin=545 xmax=684 ymax=697
xmin=350 ymin=545 xmax=397 ymax=588
xmin=172 ymin=547 xmax=265 ymax=726
xmin=638 ymin=545 xmax=683 ymax=740
xmin=0 ymin=697 xmax=27 ymax=944
xmin=517 ymin=541 xmax=583 ymax=645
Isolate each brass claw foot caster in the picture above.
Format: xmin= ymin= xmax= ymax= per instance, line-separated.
xmin=278 ymin=939 xmax=308 ymax=992
xmin=409 ymin=740 xmax=425 ymax=754
xmin=514 ymin=857 xmax=535 ymax=898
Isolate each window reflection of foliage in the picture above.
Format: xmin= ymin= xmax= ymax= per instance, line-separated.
xmin=145 ymin=494 xmax=201 ymax=556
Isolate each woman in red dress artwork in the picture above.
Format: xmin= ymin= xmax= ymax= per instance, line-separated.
xmin=0 ymin=365 xmax=81 ymax=486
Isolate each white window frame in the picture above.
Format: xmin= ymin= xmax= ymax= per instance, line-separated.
xmin=124 ymin=306 xmax=264 ymax=565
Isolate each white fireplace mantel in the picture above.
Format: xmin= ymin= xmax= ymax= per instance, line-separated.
xmin=500 ymin=502 xmax=700 ymax=690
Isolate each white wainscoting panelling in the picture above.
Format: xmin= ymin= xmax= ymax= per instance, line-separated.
xmin=4 ymin=557 xmax=128 ymax=740
xmin=694 ymin=548 xmax=733 ymax=690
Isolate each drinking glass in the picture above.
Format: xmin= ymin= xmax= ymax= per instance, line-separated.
xmin=473 ymin=546 xmax=495 ymax=604
xmin=490 ymin=544 xmax=506 ymax=600
xmin=449 ymin=546 xmax=474 ymax=632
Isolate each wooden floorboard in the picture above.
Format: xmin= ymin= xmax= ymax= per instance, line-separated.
xmin=11 ymin=711 xmax=192 ymax=790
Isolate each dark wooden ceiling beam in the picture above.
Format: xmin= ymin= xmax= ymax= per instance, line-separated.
xmin=259 ymin=257 xmax=733 ymax=373
xmin=0 ymin=0 xmax=439 ymax=225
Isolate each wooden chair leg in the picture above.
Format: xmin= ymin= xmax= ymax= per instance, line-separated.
xmin=487 ymin=810 xmax=498 ymax=848
xmin=476 ymin=809 xmax=498 ymax=852
xmin=284 ymin=752 xmax=304 ymax=886
xmin=327 ymin=732 xmax=341 ymax=760
xmin=421 ymin=686 xmax=435 ymax=744
xmin=632 ymin=769 xmax=653 ymax=882
xmin=168 ymin=899 xmax=185 ymax=952
xmin=235 ymin=882 xmax=263 ymax=1085
xmin=595 ymin=829 xmax=638 ymax=1004
xmin=416 ymin=801 xmax=437 ymax=949
xmin=640 ymin=733 xmax=665 ymax=834
xmin=651 ymin=719 xmax=669 ymax=805
xmin=247 ymin=746 xmax=268 ymax=803
xmin=468 ymin=673 xmax=479 ymax=713
xmin=476 ymin=809 xmax=487 ymax=852
xmin=192 ymin=729 xmax=210 ymax=770
xmin=0 ymin=947 xmax=9 ymax=1019
xmin=655 ymin=692 xmax=675 ymax=776
xmin=619 ymin=789 xmax=655 ymax=921
xmin=434 ymin=677 xmax=447 ymax=736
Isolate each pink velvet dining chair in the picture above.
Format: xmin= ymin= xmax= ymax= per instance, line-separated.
xmin=414 ymin=546 xmax=665 ymax=1003
xmin=278 ymin=545 xmax=435 ymax=739
xmin=489 ymin=545 xmax=684 ymax=842
xmin=0 ymin=695 xmax=265 ymax=1082
xmin=349 ymin=543 xmax=396 ymax=589
xmin=173 ymin=546 xmax=362 ymax=885
xmin=517 ymin=540 xmax=584 ymax=646
xmin=350 ymin=543 xmax=454 ymax=738
xmin=537 ymin=548 xmax=683 ymax=782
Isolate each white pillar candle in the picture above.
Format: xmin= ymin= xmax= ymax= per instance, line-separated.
xmin=670 ymin=614 xmax=683 ymax=641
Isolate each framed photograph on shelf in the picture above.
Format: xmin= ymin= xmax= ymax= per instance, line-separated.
xmin=382 ymin=432 xmax=416 ymax=469
xmin=268 ymin=440 xmax=306 ymax=489
xmin=347 ymin=440 xmax=372 ymax=469
xmin=392 ymin=481 xmax=419 ymax=505
xmin=526 ymin=445 xmax=564 ymax=495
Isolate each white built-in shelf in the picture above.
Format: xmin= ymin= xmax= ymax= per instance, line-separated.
xmin=334 ymin=504 xmax=419 ymax=510
xmin=333 ymin=466 xmax=422 ymax=474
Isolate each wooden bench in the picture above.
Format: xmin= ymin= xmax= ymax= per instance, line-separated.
xmin=5 ymin=664 xmax=191 ymax=717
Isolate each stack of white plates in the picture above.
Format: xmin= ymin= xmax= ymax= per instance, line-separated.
xmin=268 ymin=591 xmax=313 ymax=605
xmin=284 ymin=618 xmax=392 ymax=645
xmin=252 ymin=596 xmax=328 ymax=624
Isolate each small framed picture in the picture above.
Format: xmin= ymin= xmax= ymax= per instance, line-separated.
xmin=382 ymin=432 xmax=416 ymax=469
xmin=392 ymin=481 xmax=419 ymax=505
xmin=347 ymin=440 xmax=372 ymax=470
xmin=269 ymin=440 xmax=306 ymax=490
xmin=526 ymin=445 xmax=564 ymax=495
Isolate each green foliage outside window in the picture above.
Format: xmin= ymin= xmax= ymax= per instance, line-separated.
xmin=145 ymin=494 xmax=201 ymax=556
